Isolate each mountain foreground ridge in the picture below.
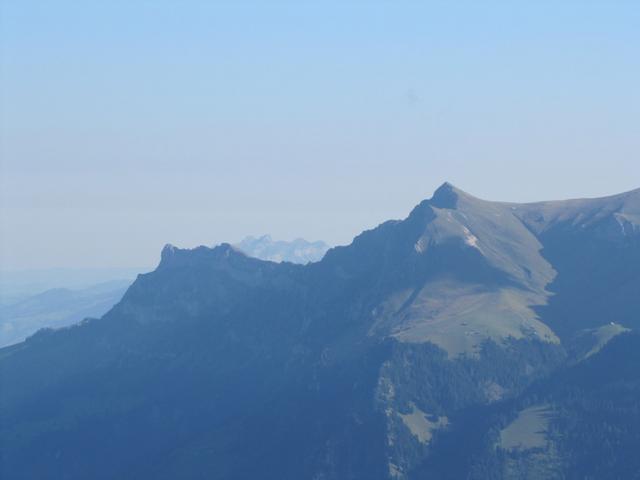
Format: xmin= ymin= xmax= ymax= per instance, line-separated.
xmin=1 ymin=182 xmax=640 ymax=479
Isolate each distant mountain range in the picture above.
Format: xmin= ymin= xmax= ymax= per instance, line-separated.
xmin=0 ymin=267 xmax=145 ymax=305
xmin=235 ymin=234 xmax=330 ymax=264
xmin=0 ymin=280 xmax=131 ymax=348
xmin=1 ymin=183 xmax=639 ymax=479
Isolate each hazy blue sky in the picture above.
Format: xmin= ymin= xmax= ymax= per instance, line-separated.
xmin=2 ymin=1 xmax=639 ymax=270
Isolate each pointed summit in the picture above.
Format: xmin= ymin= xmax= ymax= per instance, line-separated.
xmin=430 ymin=182 xmax=462 ymax=208
xmin=429 ymin=182 xmax=483 ymax=209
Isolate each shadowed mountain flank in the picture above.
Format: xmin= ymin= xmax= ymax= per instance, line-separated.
xmin=513 ymin=188 xmax=640 ymax=338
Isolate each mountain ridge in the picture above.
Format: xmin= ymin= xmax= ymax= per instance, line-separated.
xmin=1 ymin=183 xmax=639 ymax=480
xmin=106 ymin=182 xmax=638 ymax=354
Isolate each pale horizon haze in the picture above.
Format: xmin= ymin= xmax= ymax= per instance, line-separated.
xmin=1 ymin=1 xmax=639 ymax=270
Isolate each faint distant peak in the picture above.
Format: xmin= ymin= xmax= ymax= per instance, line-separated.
xmin=235 ymin=235 xmax=330 ymax=264
xmin=243 ymin=234 xmax=272 ymax=242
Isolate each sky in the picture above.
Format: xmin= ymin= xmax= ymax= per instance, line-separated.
xmin=1 ymin=0 xmax=639 ymax=270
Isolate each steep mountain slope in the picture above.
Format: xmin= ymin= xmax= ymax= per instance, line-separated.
xmin=1 ymin=183 xmax=638 ymax=479
xmin=514 ymin=188 xmax=640 ymax=338
xmin=417 ymin=331 xmax=640 ymax=479
xmin=353 ymin=183 xmax=558 ymax=357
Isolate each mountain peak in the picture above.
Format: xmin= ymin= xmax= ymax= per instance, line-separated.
xmin=430 ymin=182 xmax=464 ymax=208
xmin=157 ymin=242 xmax=249 ymax=270
xmin=160 ymin=243 xmax=178 ymax=262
